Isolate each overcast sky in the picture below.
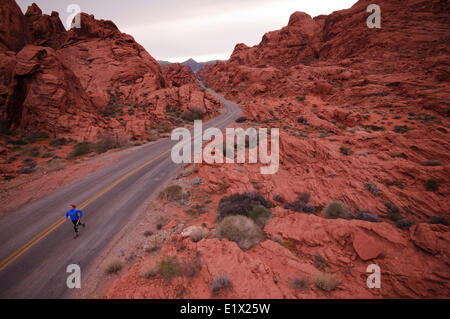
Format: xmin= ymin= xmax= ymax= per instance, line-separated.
xmin=17 ymin=0 xmax=357 ymax=62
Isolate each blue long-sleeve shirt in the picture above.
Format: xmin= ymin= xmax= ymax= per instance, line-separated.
xmin=66 ymin=208 xmax=83 ymax=221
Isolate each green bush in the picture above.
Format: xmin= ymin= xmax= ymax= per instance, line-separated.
xmin=248 ymin=205 xmax=272 ymax=227
xmin=69 ymin=142 xmax=92 ymax=158
xmin=216 ymin=215 xmax=263 ymax=250
xmin=158 ymin=256 xmax=179 ymax=281
xmin=322 ymin=201 xmax=353 ymax=220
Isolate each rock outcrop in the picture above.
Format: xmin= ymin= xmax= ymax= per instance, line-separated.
xmin=0 ymin=1 xmax=221 ymax=141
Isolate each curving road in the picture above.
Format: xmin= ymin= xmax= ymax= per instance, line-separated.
xmin=0 ymin=82 xmax=241 ymax=298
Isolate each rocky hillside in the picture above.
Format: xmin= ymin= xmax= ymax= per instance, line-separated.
xmin=0 ymin=0 xmax=221 ymax=142
xmin=104 ymin=0 xmax=449 ymax=299
xmin=0 ymin=0 xmax=221 ymax=180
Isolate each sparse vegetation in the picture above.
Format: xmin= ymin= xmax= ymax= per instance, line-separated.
xmin=217 ymin=191 xmax=270 ymax=222
xmin=50 ymin=137 xmax=68 ymax=147
xmin=393 ymin=125 xmax=410 ymax=133
xmin=216 ymin=215 xmax=263 ymax=250
xmin=339 ymin=146 xmax=353 ymax=156
xmin=322 ymin=201 xmax=352 ymax=220
xmin=283 ymin=192 xmax=316 ymax=214
xmin=189 ymin=227 xmax=209 ymax=243
xmin=69 ymin=142 xmax=92 ymax=158
xmin=429 ymin=216 xmax=449 ymax=226
xmin=181 ymin=107 xmax=205 ymax=122
xmin=158 ymin=185 xmax=183 ymax=201
xmin=365 ymin=181 xmax=380 ymax=196
xmin=395 ymin=219 xmax=416 ymax=230
xmin=383 ymin=202 xmax=401 ymax=222
xmin=313 ymin=273 xmax=339 ymax=292
xmin=425 ymin=178 xmax=439 ymax=192
xmin=158 ymin=256 xmax=179 ymax=281
xmin=178 ymin=253 xmax=202 ymax=278
xmin=141 ymin=261 xmax=158 ymax=279
xmin=355 ymin=210 xmax=381 ymax=223
xmin=235 ymin=117 xmax=247 ymax=123
xmin=314 ymin=253 xmax=330 ymax=271
xmin=155 ymin=216 xmax=168 ymax=230
xmin=105 ymin=260 xmax=123 ymax=275
xmin=248 ymin=205 xmax=272 ymax=227
xmin=291 ymin=276 xmax=310 ymax=291
xmin=420 ymin=160 xmax=442 ymax=167
xmin=211 ymin=275 xmax=233 ymax=296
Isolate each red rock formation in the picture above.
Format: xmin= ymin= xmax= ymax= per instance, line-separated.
xmin=102 ymin=0 xmax=450 ymax=300
xmin=0 ymin=1 xmax=221 ymax=142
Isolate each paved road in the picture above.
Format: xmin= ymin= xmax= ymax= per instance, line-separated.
xmin=0 ymin=82 xmax=241 ymax=298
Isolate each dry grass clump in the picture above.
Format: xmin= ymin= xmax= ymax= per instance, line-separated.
xmin=313 ymin=273 xmax=340 ymax=292
xmin=216 ymin=215 xmax=263 ymax=250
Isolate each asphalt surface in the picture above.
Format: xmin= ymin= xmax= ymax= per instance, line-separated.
xmin=0 ymin=82 xmax=242 ymax=298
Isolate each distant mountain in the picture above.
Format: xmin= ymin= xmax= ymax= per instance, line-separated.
xmin=157 ymin=58 xmax=224 ymax=73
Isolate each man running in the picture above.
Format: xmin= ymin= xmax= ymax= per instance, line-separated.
xmin=65 ymin=204 xmax=86 ymax=238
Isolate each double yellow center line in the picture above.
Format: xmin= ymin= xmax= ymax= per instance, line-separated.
xmin=0 ymin=106 xmax=237 ymax=272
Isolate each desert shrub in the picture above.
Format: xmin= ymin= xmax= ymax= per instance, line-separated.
xmin=425 ymin=178 xmax=439 ymax=192
xmin=159 ymin=185 xmax=183 ymax=201
xmin=314 ymin=253 xmax=330 ymax=271
xmin=50 ymin=137 xmax=68 ymax=147
xmin=143 ymin=230 xmax=153 ymax=237
xmin=127 ymin=108 xmax=135 ymax=116
xmin=297 ymin=116 xmax=307 ymax=124
xmin=235 ymin=117 xmax=247 ymax=123
xmin=248 ymin=205 xmax=272 ymax=227
xmin=322 ymin=201 xmax=353 ymax=220
xmin=158 ymin=256 xmax=179 ymax=281
xmin=383 ymin=202 xmax=402 ymax=221
xmin=283 ymin=192 xmax=316 ymax=214
xmin=339 ymin=146 xmax=353 ymax=156
xmin=105 ymin=260 xmax=122 ymax=275
xmin=20 ymin=158 xmax=37 ymax=174
xmin=420 ymin=160 xmax=442 ymax=167
xmin=355 ymin=210 xmax=381 ymax=223
xmin=395 ymin=219 xmax=416 ymax=230
xmin=365 ymin=181 xmax=380 ymax=196
xmin=216 ymin=215 xmax=263 ymax=250
xmin=429 ymin=216 xmax=449 ymax=226
xmin=93 ymin=135 xmax=117 ymax=154
xmin=314 ymin=273 xmax=340 ymax=292
xmin=189 ymin=227 xmax=209 ymax=243
xmin=217 ymin=191 xmax=269 ymax=221
xmin=393 ymin=125 xmax=410 ymax=133
xmin=41 ymin=152 xmax=54 ymax=158
xmin=273 ymin=194 xmax=283 ymax=202
xmin=155 ymin=216 xmax=168 ymax=230
xmin=24 ymin=131 xmax=49 ymax=142
xmin=296 ymin=95 xmax=306 ymax=102
xmin=47 ymin=158 xmax=66 ymax=172
xmin=178 ymin=253 xmax=202 ymax=278
xmin=141 ymin=261 xmax=158 ymax=279
xmin=69 ymin=142 xmax=92 ymax=158
xmin=182 ymin=107 xmax=205 ymax=121
xmin=211 ymin=275 xmax=233 ymax=296
xmin=291 ymin=276 xmax=309 ymax=291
